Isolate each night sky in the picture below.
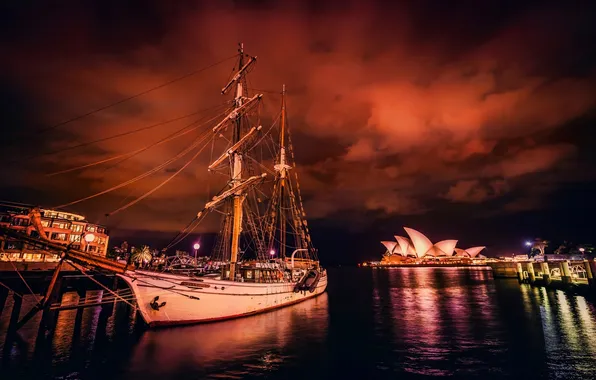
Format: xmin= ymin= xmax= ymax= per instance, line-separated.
xmin=1 ymin=0 xmax=595 ymax=264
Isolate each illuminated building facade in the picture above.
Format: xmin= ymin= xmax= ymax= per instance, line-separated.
xmin=0 ymin=201 xmax=110 ymax=260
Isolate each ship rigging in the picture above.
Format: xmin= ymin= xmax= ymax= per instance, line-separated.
xmin=0 ymin=43 xmax=327 ymax=327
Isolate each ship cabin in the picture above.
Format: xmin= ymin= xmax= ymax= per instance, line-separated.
xmin=220 ymin=258 xmax=320 ymax=283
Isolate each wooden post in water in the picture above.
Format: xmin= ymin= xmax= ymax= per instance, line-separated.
xmin=39 ymin=277 xmax=64 ymax=333
xmin=586 ymin=259 xmax=596 ymax=289
xmin=516 ymin=263 xmax=524 ymax=283
xmin=527 ymin=262 xmax=536 ymax=284
xmin=74 ymin=288 xmax=86 ymax=332
xmin=541 ymin=262 xmax=551 ymax=285
xmin=0 ymin=287 xmax=8 ymax=318
xmin=7 ymin=293 xmax=23 ymax=335
xmin=560 ymin=261 xmax=572 ymax=284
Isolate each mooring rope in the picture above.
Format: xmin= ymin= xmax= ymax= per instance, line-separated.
xmin=68 ymin=262 xmax=137 ymax=308
xmin=6 ymin=256 xmax=41 ymax=302
xmin=0 ymin=280 xmax=23 ymax=298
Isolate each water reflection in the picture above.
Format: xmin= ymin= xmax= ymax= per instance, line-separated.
xmin=126 ymin=293 xmax=329 ymax=379
xmin=2 ymin=268 xmax=596 ymax=379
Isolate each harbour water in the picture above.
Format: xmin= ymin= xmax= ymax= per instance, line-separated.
xmin=2 ymin=267 xmax=596 ymax=379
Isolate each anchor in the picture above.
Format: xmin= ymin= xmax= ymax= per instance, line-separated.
xmin=149 ymin=296 xmax=166 ymax=310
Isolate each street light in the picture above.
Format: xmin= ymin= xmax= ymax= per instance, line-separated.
xmin=193 ymin=243 xmax=200 ymax=262
xmin=524 ymin=241 xmax=532 ymax=247
xmin=84 ymin=233 xmax=95 ymax=243
xmin=579 ymin=247 xmax=585 ymax=253
xmin=270 ymin=249 xmax=275 ymax=257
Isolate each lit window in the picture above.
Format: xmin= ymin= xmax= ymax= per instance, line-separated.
xmin=50 ymin=232 xmax=67 ymax=241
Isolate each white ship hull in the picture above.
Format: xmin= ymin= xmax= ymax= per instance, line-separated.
xmin=119 ymin=269 xmax=328 ymax=327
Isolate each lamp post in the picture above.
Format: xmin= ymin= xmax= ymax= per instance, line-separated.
xmin=193 ymin=243 xmax=200 ymax=263
xmin=525 ymin=241 xmax=532 ymax=258
xmin=84 ymin=233 xmax=95 ymax=252
xmin=270 ymin=249 xmax=275 ymax=258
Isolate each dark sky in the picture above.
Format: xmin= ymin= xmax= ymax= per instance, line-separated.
xmin=1 ymin=0 xmax=595 ymax=264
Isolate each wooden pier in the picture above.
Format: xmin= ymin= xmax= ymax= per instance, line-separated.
xmin=1 ymin=263 xmax=137 ymax=356
xmin=488 ymin=255 xmax=596 ymax=295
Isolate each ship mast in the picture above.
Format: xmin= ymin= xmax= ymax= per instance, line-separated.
xmin=229 ymin=43 xmax=246 ymax=281
xmin=274 ymin=85 xmax=292 ymax=259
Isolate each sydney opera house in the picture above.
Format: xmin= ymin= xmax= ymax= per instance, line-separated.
xmin=377 ymin=227 xmax=486 ymax=265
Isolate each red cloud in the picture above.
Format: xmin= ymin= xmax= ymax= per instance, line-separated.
xmin=1 ymin=1 xmax=594 ymax=230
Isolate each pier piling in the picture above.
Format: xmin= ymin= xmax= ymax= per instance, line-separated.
xmin=560 ymin=261 xmax=572 ymax=284
xmin=540 ymin=262 xmax=550 ymax=285
xmin=0 ymin=287 xmax=8 ymax=318
xmin=527 ymin=263 xmax=536 ymax=284
xmin=7 ymin=294 xmax=23 ymax=335
xmin=586 ymin=259 xmax=596 ymax=288
xmin=489 ymin=256 xmax=596 ymax=296
xmin=516 ymin=263 xmax=524 ymax=283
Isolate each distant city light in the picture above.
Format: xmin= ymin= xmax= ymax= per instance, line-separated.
xmin=193 ymin=243 xmax=200 ymax=250
xmin=84 ymin=233 xmax=95 ymax=243
xmin=270 ymin=249 xmax=275 ymax=256
xmin=525 ymin=241 xmax=532 ymax=247
xmin=579 ymin=247 xmax=585 ymax=253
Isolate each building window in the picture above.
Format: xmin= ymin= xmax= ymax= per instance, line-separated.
xmin=41 ymin=220 xmax=50 ymax=227
xmin=87 ymin=245 xmax=97 ymax=253
xmin=70 ymin=234 xmax=81 ymax=242
xmin=87 ymin=226 xmax=96 ymax=233
xmin=98 ymin=237 xmax=106 ymax=245
xmin=71 ymin=244 xmax=81 ymax=250
xmin=12 ymin=218 xmax=30 ymax=227
xmin=71 ymin=224 xmax=83 ymax=233
xmin=97 ymin=227 xmax=105 ymax=234
xmin=52 ymin=221 xmax=70 ymax=229
xmin=50 ymin=232 xmax=67 ymax=241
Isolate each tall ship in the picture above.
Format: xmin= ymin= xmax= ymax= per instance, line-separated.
xmin=120 ymin=44 xmax=327 ymax=326
xmin=0 ymin=44 xmax=327 ymax=327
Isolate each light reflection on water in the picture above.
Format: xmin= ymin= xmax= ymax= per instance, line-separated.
xmin=1 ymin=268 xmax=596 ymax=379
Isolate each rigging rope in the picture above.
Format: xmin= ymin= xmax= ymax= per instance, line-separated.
xmin=46 ymin=106 xmax=231 ymax=177
xmin=0 ymin=280 xmax=23 ymax=298
xmin=98 ymin=106 xmax=231 ymax=174
xmin=106 ymin=133 xmax=214 ymax=216
xmin=31 ymin=54 xmax=237 ymax=136
xmin=22 ymin=103 xmax=229 ymax=164
xmin=68 ymin=261 xmax=136 ymax=308
xmin=6 ymin=255 xmax=41 ymax=302
xmin=53 ymin=124 xmax=215 ymax=209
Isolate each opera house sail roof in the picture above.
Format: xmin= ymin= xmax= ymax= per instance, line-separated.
xmin=381 ymin=227 xmax=486 ymax=258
